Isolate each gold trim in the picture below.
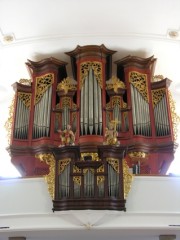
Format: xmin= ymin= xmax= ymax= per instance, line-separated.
xmin=123 ymin=159 xmax=133 ymax=199
xmin=80 ymin=61 xmax=102 ymax=89
xmin=57 ymin=77 xmax=77 ymax=94
xmin=35 ymin=153 xmax=55 ymax=199
xmin=35 ymin=73 xmax=54 ymax=105
xmin=129 ymin=71 xmax=149 ymax=103
xmin=168 ymin=91 xmax=180 ymax=141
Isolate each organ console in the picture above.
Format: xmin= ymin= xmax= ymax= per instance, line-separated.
xmin=6 ymin=45 xmax=178 ymax=211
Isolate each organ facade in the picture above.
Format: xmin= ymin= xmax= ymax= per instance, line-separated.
xmin=7 ymin=45 xmax=178 ymax=211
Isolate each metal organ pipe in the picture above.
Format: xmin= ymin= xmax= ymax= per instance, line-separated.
xmin=14 ymin=96 xmax=30 ymax=139
xmin=33 ymin=86 xmax=52 ymax=138
xmin=89 ymin=68 xmax=94 ymax=134
xmin=154 ymin=95 xmax=170 ymax=136
xmin=130 ymin=84 xmax=151 ymax=137
xmin=93 ymin=70 xmax=99 ymax=135
xmin=80 ymin=67 xmax=102 ymax=136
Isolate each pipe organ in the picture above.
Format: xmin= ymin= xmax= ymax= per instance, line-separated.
xmin=7 ymin=45 xmax=178 ymax=210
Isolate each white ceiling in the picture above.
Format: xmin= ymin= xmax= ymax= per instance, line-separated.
xmin=0 ymin=0 xmax=180 ymax=177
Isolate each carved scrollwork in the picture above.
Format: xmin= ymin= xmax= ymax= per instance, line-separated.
xmin=106 ymin=76 xmax=126 ymax=92
xmin=129 ymin=71 xmax=149 ymax=103
xmin=168 ymin=91 xmax=180 ymax=141
xmin=18 ymin=92 xmax=32 ymax=108
xmin=35 ymin=73 xmax=54 ymax=105
xmin=19 ymin=78 xmax=31 ymax=85
xmin=4 ymin=96 xmax=15 ymax=144
xmin=80 ymin=61 xmax=102 ymax=89
xmin=35 ymin=153 xmax=55 ymax=199
xmin=129 ymin=151 xmax=148 ymax=159
xmin=152 ymin=88 xmax=166 ymax=107
xmin=56 ymin=77 xmax=77 ymax=94
xmin=80 ymin=152 xmax=100 ymax=161
xmin=106 ymin=158 xmax=119 ymax=173
xmin=123 ymin=159 xmax=133 ymax=199
xmin=58 ymin=158 xmax=71 ymax=175
xmin=62 ymin=97 xmax=71 ymax=108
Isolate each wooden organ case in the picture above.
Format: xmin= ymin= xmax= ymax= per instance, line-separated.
xmin=7 ymin=45 xmax=177 ymax=211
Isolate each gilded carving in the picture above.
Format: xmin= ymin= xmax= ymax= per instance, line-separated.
xmin=35 ymin=153 xmax=55 ymax=199
xmin=19 ymin=78 xmax=31 ymax=85
xmin=81 ymin=152 xmax=100 ymax=161
xmin=129 ymin=151 xmax=148 ymax=159
xmin=62 ymin=97 xmax=71 ymax=108
xmin=123 ymin=159 xmax=133 ymax=199
xmin=168 ymin=91 xmax=180 ymax=141
xmin=122 ymin=100 xmax=127 ymax=109
xmin=111 ymin=96 xmax=121 ymax=107
xmin=97 ymin=165 xmax=105 ymax=184
xmin=106 ymin=76 xmax=126 ymax=92
xmin=129 ymin=71 xmax=149 ymax=102
xmin=35 ymin=73 xmax=54 ymax=105
xmin=18 ymin=92 xmax=32 ymax=108
xmin=106 ymin=158 xmax=119 ymax=173
xmin=152 ymin=75 xmax=164 ymax=82
xmin=4 ymin=96 xmax=15 ymax=144
xmin=80 ymin=61 xmax=102 ymax=89
xmin=56 ymin=77 xmax=77 ymax=94
xmin=152 ymin=88 xmax=166 ymax=107
xmin=73 ymin=165 xmax=81 ymax=185
xmin=58 ymin=158 xmax=71 ymax=175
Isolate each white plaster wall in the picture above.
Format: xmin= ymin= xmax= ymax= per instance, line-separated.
xmin=0 ymin=176 xmax=180 ymax=240
xmin=1 ymin=176 xmax=180 ymax=215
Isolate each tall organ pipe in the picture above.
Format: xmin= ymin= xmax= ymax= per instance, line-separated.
xmin=131 ymin=84 xmax=151 ymax=136
xmin=33 ymin=86 xmax=52 ymax=138
xmin=80 ymin=68 xmax=102 ymax=136
xmin=14 ymin=97 xmax=30 ymax=139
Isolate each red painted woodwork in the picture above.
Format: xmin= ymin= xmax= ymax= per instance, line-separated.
xmin=7 ymin=45 xmax=177 ymax=178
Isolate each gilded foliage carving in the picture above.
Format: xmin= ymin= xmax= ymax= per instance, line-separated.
xmin=19 ymin=78 xmax=31 ymax=85
xmin=129 ymin=151 xmax=148 ymax=159
xmin=62 ymin=97 xmax=71 ymax=108
xmin=106 ymin=158 xmax=119 ymax=173
xmin=97 ymin=165 xmax=105 ymax=184
xmin=106 ymin=76 xmax=126 ymax=92
xmin=35 ymin=73 xmax=54 ymax=105
xmin=129 ymin=71 xmax=149 ymax=102
xmin=35 ymin=153 xmax=55 ymax=199
xmin=58 ymin=158 xmax=71 ymax=175
xmin=4 ymin=96 xmax=15 ymax=144
xmin=56 ymin=77 xmax=77 ymax=94
xmin=111 ymin=96 xmax=121 ymax=107
xmin=73 ymin=165 xmax=81 ymax=185
xmin=80 ymin=61 xmax=102 ymax=89
xmin=123 ymin=159 xmax=133 ymax=199
xmin=80 ymin=152 xmax=100 ymax=161
xmin=18 ymin=92 xmax=32 ymax=108
xmin=168 ymin=91 xmax=180 ymax=141
xmin=152 ymin=88 xmax=166 ymax=107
